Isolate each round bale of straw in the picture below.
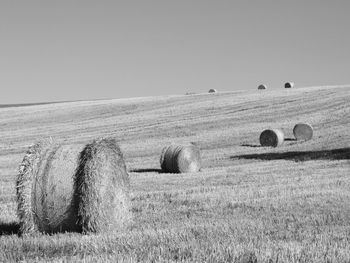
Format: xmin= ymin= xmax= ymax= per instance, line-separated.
xmin=258 ymin=84 xmax=267 ymax=90
xmin=259 ymin=129 xmax=284 ymax=147
xmin=16 ymin=138 xmax=130 ymax=235
xmin=293 ymin=123 xmax=313 ymax=141
xmin=208 ymin=89 xmax=217 ymax=93
xmin=284 ymin=82 xmax=294 ymax=88
xmin=160 ymin=144 xmax=201 ymax=173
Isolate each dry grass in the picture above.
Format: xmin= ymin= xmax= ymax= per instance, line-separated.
xmin=0 ymin=85 xmax=350 ymax=262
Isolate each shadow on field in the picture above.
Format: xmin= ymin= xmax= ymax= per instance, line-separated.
xmin=231 ymin=148 xmax=350 ymax=162
xmin=241 ymin=138 xmax=297 ymax=148
xmin=130 ymin=168 xmax=164 ymax=174
xmin=285 ymin=138 xmax=297 ymax=141
xmin=0 ymin=222 xmax=20 ymax=236
xmin=240 ymin=144 xmax=262 ymax=148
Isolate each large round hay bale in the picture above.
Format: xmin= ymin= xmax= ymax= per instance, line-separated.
xmin=284 ymin=82 xmax=294 ymax=88
xmin=160 ymin=144 xmax=201 ymax=173
xmin=208 ymin=89 xmax=217 ymax=93
xmin=259 ymin=129 xmax=284 ymax=147
xmin=258 ymin=84 xmax=267 ymax=90
xmin=16 ymin=138 xmax=130 ymax=235
xmin=293 ymin=123 xmax=313 ymax=141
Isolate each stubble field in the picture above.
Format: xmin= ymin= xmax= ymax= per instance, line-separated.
xmin=0 ymin=85 xmax=349 ymax=262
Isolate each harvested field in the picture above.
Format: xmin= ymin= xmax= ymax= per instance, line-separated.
xmin=0 ymin=85 xmax=350 ymax=262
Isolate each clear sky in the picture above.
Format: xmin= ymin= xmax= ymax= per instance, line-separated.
xmin=1 ymin=0 xmax=349 ymax=104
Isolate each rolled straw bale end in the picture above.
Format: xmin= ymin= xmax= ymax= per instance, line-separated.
xmin=160 ymin=145 xmax=171 ymax=171
xmin=76 ymin=138 xmax=131 ymax=234
xmin=259 ymin=129 xmax=284 ymax=147
xmin=208 ymin=89 xmax=217 ymax=93
xmin=293 ymin=123 xmax=313 ymax=141
xmin=177 ymin=145 xmax=201 ymax=173
xmin=16 ymin=139 xmax=55 ymax=235
xmin=160 ymin=144 xmax=201 ymax=173
xmin=160 ymin=144 xmax=180 ymax=173
xmin=284 ymin=82 xmax=294 ymax=88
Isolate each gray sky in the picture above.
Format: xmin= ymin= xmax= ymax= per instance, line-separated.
xmin=1 ymin=0 xmax=349 ymax=104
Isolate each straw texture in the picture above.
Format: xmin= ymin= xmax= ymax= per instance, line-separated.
xmin=259 ymin=129 xmax=284 ymax=147
xmin=75 ymin=138 xmax=131 ymax=233
xmin=293 ymin=123 xmax=313 ymax=141
xmin=16 ymin=138 xmax=130 ymax=235
xmin=160 ymin=144 xmax=201 ymax=173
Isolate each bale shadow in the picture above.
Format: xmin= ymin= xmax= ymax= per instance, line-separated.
xmin=285 ymin=138 xmax=297 ymax=141
xmin=231 ymin=148 xmax=350 ymax=162
xmin=129 ymin=168 xmax=164 ymax=174
xmin=0 ymin=222 xmax=20 ymax=236
xmin=241 ymin=144 xmax=262 ymax=148
xmin=241 ymin=138 xmax=297 ymax=148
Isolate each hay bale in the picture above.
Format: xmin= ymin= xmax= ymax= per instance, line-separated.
xmin=16 ymin=138 xmax=130 ymax=235
xmin=258 ymin=84 xmax=267 ymax=90
xmin=259 ymin=129 xmax=284 ymax=147
xmin=284 ymin=82 xmax=294 ymax=88
xmin=208 ymin=89 xmax=217 ymax=93
xmin=160 ymin=144 xmax=201 ymax=173
xmin=293 ymin=123 xmax=313 ymax=141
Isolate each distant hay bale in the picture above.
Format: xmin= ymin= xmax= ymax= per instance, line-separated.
xmin=208 ymin=89 xmax=217 ymax=93
xmin=259 ymin=129 xmax=284 ymax=147
xmin=258 ymin=84 xmax=267 ymax=90
xmin=293 ymin=123 xmax=313 ymax=141
xmin=284 ymin=82 xmax=294 ymax=88
xmin=16 ymin=138 xmax=130 ymax=235
xmin=160 ymin=144 xmax=201 ymax=173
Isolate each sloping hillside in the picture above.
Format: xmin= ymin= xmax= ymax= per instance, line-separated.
xmin=0 ymin=85 xmax=349 ymax=262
